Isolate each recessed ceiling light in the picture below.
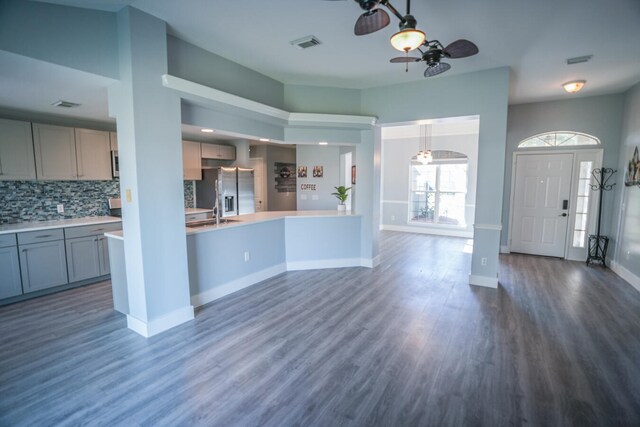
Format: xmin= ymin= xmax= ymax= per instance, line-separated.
xmin=562 ymin=80 xmax=586 ymax=93
xmin=201 ymin=128 xmax=214 ymax=133
xmin=319 ymin=141 xmax=328 ymax=145
xmin=259 ymin=138 xmax=270 ymax=142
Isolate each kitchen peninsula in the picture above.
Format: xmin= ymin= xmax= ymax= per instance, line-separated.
xmin=106 ymin=210 xmax=362 ymax=314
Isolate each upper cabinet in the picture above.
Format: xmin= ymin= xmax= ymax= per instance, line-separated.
xmin=201 ymin=143 xmax=236 ymax=160
xmin=0 ymin=118 xmax=37 ymax=181
xmin=33 ymin=123 xmax=77 ymax=180
xmin=182 ymin=140 xmax=202 ymax=181
xmin=33 ymin=124 xmax=111 ymax=181
xmin=75 ymin=128 xmax=112 ymax=180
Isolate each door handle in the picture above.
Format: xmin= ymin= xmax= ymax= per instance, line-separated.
xmin=559 ymin=213 xmax=568 ymax=217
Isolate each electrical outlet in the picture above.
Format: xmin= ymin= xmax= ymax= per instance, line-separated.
xmin=481 ymin=257 xmax=487 ymax=266
xmin=57 ymin=204 xmax=64 ymax=213
xmin=244 ymin=251 xmax=251 ymax=262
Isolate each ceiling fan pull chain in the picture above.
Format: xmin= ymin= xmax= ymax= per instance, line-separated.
xmin=405 ymin=51 xmax=409 ymax=72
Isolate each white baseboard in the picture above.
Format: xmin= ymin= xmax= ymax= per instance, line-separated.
xmin=500 ymin=245 xmax=510 ymax=254
xmin=191 ymin=263 xmax=287 ymax=307
xmin=287 ymin=258 xmax=363 ymax=271
xmin=469 ymin=274 xmax=498 ymax=289
xmin=127 ymin=305 xmax=195 ymax=338
xmin=610 ymin=261 xmax=640 ymax=293
xmin=381 ymin=224 xmax=472 ymax=238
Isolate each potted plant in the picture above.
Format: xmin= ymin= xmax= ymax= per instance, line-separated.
xmin=332 ymin=186 xmax=351 ymax=211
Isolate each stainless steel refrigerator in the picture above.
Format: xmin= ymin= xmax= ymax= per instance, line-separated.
xmin=196 ymin=167 xmax=255 ymax=217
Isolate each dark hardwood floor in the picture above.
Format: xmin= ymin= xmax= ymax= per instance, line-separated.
xmin=1 ymin=231 xmax=639 ymax=426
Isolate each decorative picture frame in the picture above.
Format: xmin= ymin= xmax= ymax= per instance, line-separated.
xmin=624 ymin=146 xmax=640 ymax=187
xmin=351 ymin=165 xmax=356 ymax=185
xmin=313 ymin=166 xmax=323 ymax=178
xmin=297 ymin=166 xmax=307 ymax=178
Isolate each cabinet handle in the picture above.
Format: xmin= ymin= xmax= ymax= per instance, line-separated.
xmin=35 ymin=234 xmax=52 ymax=239
xmin=91 ymin=228 xmax=104 ymax=232
xmin=22 ymin=249 xmax=30 ymax=284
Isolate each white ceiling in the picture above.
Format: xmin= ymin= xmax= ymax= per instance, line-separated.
xmin=5 ymin=0 xmax=640 ymax=127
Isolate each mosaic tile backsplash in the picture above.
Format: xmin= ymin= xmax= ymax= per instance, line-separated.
xmin=0 ymin=180 xmax=196 ymax=224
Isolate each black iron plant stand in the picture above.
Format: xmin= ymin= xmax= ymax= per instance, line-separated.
xmin=586 ymin=167 xmax=616 ymax=267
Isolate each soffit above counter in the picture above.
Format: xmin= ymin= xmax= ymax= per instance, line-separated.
xmin=162 ymin=75 xmax=377 ymax=130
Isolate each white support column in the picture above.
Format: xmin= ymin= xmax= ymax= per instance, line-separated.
xmin=108 ymin=7 xmax=193 ymax=336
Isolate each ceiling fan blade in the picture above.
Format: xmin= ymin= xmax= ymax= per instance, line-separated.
xmin=354 ymin=8 xmax=390 ymax=35
xmin=424 ymin=62 xmax=451 ymax=77
xmin=443 ymin=39 xmax=479 ymax=58
xmin=390 ymin=56 xmax=421 ymax=63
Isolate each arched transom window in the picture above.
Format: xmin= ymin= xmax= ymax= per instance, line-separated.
xmin=518 ymin=132 xmax=600 ymax=148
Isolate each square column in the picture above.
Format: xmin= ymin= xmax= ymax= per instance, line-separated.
xmin=108 ymin=7 xmax=193 ymax=336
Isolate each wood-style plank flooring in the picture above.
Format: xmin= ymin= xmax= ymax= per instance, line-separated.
xmin=1 ymin=231 xmax=639 ymax=426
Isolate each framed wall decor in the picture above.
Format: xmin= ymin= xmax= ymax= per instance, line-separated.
xmin=313 ymin=165 xmax=323 ymax=178
xmin=351 ymin=165 xmax=356 ymax=185
xmin=297 ymin=166 xmax=307 ymax=178
xmin=624 ymin=146 xmax=639 ymax=187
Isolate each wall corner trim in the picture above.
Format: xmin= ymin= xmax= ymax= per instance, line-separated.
xmin=126 ymin=305 xmax=195 ymax=337
xmin=469 ymin=274 xmax=499 ymax=288
xmin=500 ymin=245 xmax=510 ymax=253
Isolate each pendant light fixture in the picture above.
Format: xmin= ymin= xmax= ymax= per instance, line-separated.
xmin=414 ymin=123 xmax=433 ymax=164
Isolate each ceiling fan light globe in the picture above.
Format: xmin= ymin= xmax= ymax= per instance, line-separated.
xmin=562 ymin=80 xmax=586 ymax=93
xmin=390 ymin=29 xmax=425 ymax=52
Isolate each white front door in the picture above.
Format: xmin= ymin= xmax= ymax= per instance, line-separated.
xmin=510 ymin=153 xmax=574 ymax=257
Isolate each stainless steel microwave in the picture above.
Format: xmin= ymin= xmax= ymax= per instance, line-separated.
xmin=111 ymin=151 xmax=119 ymax=178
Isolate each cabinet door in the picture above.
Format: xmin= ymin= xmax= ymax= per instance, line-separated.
xmin=97 ymin=235 xmax=110 ymax=276
xmin=200 ymin=143 xmax=218 ymax=159
xmin=66 ymin=236 xmax=101 ymax=283
xmin=33 ymin=123 xmax=77 ymax=180
xmin=218 ymin=144 xmax=236 ymax=160
xmin=182 ymin=140 xmax=202 ymax=180
xmin=20 ymin=240 xmax=68 ymax=292
xmin=75 ymin=128 xmax=112 ymax=180
xmin=0 ymin=118 xmax=36 ymax=181
xmin=0 ymin=246 xmax=22 ymax=299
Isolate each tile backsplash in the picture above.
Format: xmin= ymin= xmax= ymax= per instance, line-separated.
xmin=0 ymin=180 xmax=196 ymax=223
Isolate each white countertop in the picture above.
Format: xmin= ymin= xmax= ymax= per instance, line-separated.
xmin=185 ymin=208 xmax=213 ymax=214
xmin=105 ymin=210 xmax=359 ymax=240
xmin=0 ymin=216 xmax=122 ymax=235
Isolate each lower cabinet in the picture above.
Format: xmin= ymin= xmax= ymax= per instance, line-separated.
xmin=19 ymin=240 xmax=68 ymax=292
xmin=66 ymin=235 xmax=102 ymax=283
xmin=0 ymin=245 xmax=22 ymax=299
xmin=98 ymin=235 xmax=110 ymax=276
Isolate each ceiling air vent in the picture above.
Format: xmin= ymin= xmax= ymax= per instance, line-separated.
xmin=566 ymin=55 xmax=593 ymax=65
xmin=52 ymin=100 xmax=81 ymax=108
xmin=290 ymin=35 xmax=322 ymax=50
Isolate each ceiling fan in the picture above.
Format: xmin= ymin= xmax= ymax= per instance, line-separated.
xmin=351 ymin=0 xmax=478 ymax=77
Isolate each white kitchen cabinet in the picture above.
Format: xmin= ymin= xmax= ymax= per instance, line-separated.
xmin=185 ymin=211 xmax=212 ymax=222
xmin=75 ymin=128 xmax=112 ymax=180
xmin=182 ymin=140 xmax=202 ymax=180
xmin=201 ymin=143 xmax=236 ymax=160
xmin=110 ymin=132 xmax=118 ymax=151
xmin=98 ymin=235 xmax=110 ymax=276
xmin=33 ymin=123 xmax=77 ymax=180
xmin=0 ymin=118 xmax=36 ymax=181
xmin=18 ymin=231 xmax=68 ymax=292
xmin=0 ymin=234 xmax=22 ymax=299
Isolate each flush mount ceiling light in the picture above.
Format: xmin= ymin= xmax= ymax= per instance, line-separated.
xmin=319 ymin=141 xmax=328 ymax=145
xmin=259 ymin=138 xmax=270 ymax=142
xmin=201 ymin=128 xmax=214 ymax=133
xmin=563 ymin=80 xmax=586 ymax=93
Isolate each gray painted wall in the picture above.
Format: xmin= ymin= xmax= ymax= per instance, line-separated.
xmin=167 ymin=35 xmax=284 ymax=109
xmin=251 ymin=145 xmax=297 ymax=211
xmin=284 ymin=85 xmax=361 ymax=115
xmin=502 ymin=94 xmax=626 ymax=249
xmin=297 ymin=144 xmax=342 ymax=210
xmin=0 ymin=0 xmax=119 ymax=79
xmin=614 ymin=82 xmax=640 ymax=280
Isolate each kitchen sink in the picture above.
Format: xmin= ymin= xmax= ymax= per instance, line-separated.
xmin=186 ymin=218 xmax=239 ymax=228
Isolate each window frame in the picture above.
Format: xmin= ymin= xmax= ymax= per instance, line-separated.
xmin=518 ymin=131 xmax=601 ymax=149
